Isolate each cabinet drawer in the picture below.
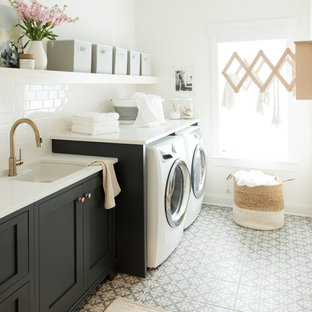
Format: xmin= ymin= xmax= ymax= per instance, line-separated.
xmin=0 ymin=282 xmax=30 ymax=312
xmin=0 ymin=212 xmax=29 ymax=295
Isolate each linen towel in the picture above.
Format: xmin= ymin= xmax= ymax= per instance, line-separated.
xmin=272 ymin=78 xmax=282 ymax=126
xmin=256 ymin=90 xmax=270 ymax=115
xmin=72 ymin=112 xmax=119 ymax=124
xmin=89 ymin=161 xmax=121 ymax=209
xmin=71 ymin=125 xmax=120 ymax=135
xmin=221 ymin=74 xmax=239 ymax=110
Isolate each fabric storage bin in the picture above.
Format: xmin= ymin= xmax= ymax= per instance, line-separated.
xmin=92 ymin=44 xmax=113 ymax=74
xmin=47 ymin=40 xmax=92 ymax=73
xmin=112 ymin=99 xmax=138 ymax=124
xmin=227 ymin=173 xmax=294 ymax=230
xmin=127 ymin=50 xmax=140 ymax=75
xmin=113 ymin=47 xmax=127 ymax=75
xmin=141 ymin=53 xmax=152 ymax=76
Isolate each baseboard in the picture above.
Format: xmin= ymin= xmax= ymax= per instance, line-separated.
xmin=203 ymin=193 xmax=312 ymax=217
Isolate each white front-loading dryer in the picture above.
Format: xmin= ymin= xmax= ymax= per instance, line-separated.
xmin=146 ymin=136 xmax=191 ymax=268
xmin=176 ymin=126 xmax=207 ymax=229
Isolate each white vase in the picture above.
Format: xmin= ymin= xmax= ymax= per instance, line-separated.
xmin=27 ymin=40 xmax=47 ymax=70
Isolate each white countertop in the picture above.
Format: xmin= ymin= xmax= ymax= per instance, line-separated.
xmin=51 ymin=119 xmax=199 ymax=145
xmin=0 ymin=154 xmax=118 ymax=220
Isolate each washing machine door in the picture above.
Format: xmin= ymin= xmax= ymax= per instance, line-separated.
xmin=165 ymin=159 xmax=191 ymax=228
xmin=191 ymin=144 xmax=207 ymax=198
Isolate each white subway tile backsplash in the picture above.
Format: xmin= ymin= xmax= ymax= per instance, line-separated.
xmin=49 ymin=90 xmax=57 ymax=99
xmin=30 ymin=100 xmax=43 ymax=110
xmin=7 ymin=112 xmax=23 ymax=123
xmin=54 ymin=99 xmax=62 ymax=108
xmin=43 ymin=85 xmax=54 ymax=90
xmin=24 ymin=91 xmax=37 ymax=101
xmin=0 ymin=82 xmax=135 ymax=176
xmin=31 ymin=85 xmax=42 ymax=91
xmin=23 ymin=101 xmax=30 ymax=110
xmin=59 ymin=90 xmax=66 ymax=99
xmin=37 ymin=90 xmax=49 ymax=100
xmin=42 ymin=100 xmax=54 ymax=108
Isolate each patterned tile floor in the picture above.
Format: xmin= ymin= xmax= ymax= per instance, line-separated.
xmin=76 ymin=205 xmax=312 ymax=312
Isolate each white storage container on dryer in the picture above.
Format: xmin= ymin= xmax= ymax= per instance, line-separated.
xmin=127 ymin=50 xmax=140 ymax=75
xmin=47 ymin=40 xmax=92 ymax=73
xmin=141 ymin=53 xmax=152 ymax=76
xmin=91 ymin=44 xmax=113 ymax=74
xmin=113 ymin=47 xmax=128 ymax=75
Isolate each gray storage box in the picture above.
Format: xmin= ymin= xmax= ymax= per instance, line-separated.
xmin=113 ymin=47 xmax=127 ymax=75
xmin=92 ymin=44 xmax=113 ymax=74
xmin=47 ymin=40 xmax=92 ymax=73
xmin=141 ymin=53 xmax=152 ymax=76
xmin=127 ymin=50 xmax=140 ymax=76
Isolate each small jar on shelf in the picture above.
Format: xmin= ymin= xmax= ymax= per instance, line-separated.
xmin=19 ymin=54 xmax=35 ymax=70
xmin=169 ymin=98 xmax=181 ymax=119
xmin=181 ymin=98 xmax=193 ymax=119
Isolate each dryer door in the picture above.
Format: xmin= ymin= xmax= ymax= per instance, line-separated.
xmin=191 ymin=144 xmax=207 ymax=199
xmin=165 ymin=159 xmax=191 ymax=228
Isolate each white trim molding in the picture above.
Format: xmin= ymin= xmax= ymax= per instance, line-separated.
xmin=211 ymin=154 xmax=299 ymax=171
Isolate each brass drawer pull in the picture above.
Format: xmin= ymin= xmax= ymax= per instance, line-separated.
xmin=78 ymin=197 xmax=85 ymax=203
xmin=85 ymin=193 xmax=92 ymax=199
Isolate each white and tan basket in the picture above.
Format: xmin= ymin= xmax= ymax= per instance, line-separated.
xmin=226 ymin=174 xmax=294 ymax=230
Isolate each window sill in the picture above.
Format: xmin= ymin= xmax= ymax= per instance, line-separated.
xmin=211 ymin=154 xmax=299 ymax=171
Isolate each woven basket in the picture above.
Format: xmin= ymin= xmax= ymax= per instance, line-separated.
xmin=227 ymin=174 xmax=294 ymax=230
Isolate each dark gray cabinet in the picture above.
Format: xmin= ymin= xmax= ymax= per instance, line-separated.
xmin=37 ymin=185 xmax=84 ymax=312
xmin=35 ymin=172 xmax=116 ymax=312
xmin=1 ymin=172 xmax=116 ymax=312
xmin=0 ymin=212 xmax=29 ymax=296
xmin=0 ymin=283 xmax=30 ymax=312
xmin=83 ymin=175 xmax=116 ymax=289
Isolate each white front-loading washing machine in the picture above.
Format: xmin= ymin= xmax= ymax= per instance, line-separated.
xmin=146 ymin=136 xmax=191 ymax=268
xmin=176 ymin=126 xmax=207 ymax=229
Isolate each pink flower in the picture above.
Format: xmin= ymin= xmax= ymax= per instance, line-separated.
xmin=9 ymin=0 xmax=78 ymax=27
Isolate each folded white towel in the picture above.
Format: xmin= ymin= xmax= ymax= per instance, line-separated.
xmin=72 ymin=112 xmax=119 ymax=124
xmin=89 ymin=160 xmax=121 ymax=209
xmin=71 ymin=125 xmax=120 ymax=135
xmin=72 ymin=120 xmax=119 ymax=128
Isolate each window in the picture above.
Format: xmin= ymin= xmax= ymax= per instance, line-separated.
xmin=218 ymin=39 xmax=289 ymax=158
xmin=208 ymin=19 xmax=298 ymax=168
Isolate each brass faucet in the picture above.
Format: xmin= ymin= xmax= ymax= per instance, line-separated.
xmin=9 ymin=118 xmax=42 ymax=176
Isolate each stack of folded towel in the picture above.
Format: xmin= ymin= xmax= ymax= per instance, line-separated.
xmin=71 ymin=112 xmax=120 ymax=135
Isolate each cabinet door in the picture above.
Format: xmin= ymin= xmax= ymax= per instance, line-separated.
xmin=38 ymin=186 xmax=83 ymax=312
xmin=83 ymin=175 xmax=116 ymax=288
xmin=0 ymin=283 xmax=30 ymax=312
xmin=0 ymin=212 xmax=29 ymax=295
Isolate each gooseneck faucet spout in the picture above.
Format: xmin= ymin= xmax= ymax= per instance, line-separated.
xmin=9 ymin=118 xmax=42 ymax=177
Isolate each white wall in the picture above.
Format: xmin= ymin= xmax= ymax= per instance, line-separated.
xmin=0 ymin=0 xmax=136 ymax=175
xmin=135 ymin=0 xmax=312 ymax=216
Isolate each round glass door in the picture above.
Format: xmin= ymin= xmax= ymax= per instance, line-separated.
xmin=165 ymin=159 xmax=191 ymax=228
xmin=191 ymin=144 xmax=207 ymax=198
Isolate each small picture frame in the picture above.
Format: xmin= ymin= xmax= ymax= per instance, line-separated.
xmin=175 ymin=68 xmax=193 ymax=92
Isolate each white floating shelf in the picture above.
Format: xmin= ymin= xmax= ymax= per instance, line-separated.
xmin=0 ymin=67 xmax=158 ymax=85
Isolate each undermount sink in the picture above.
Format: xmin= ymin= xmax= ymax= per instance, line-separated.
xmin=11 ymin=160 xmax=86 ymax=183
